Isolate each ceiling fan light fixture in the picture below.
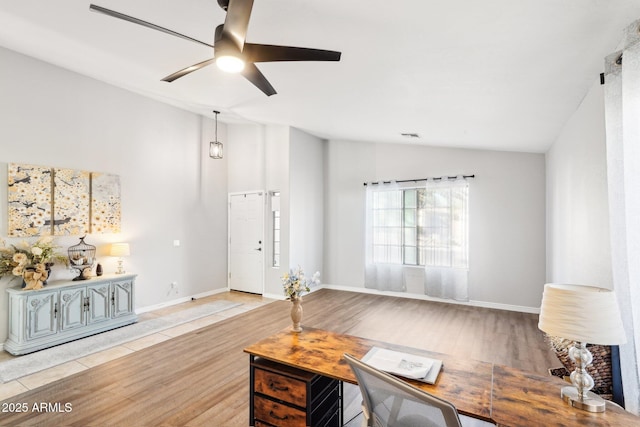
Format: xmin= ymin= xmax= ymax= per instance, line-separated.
xmin=216 ymin=54 xmax=245 ymax=73
xmin=91 ymin=4 xmax=341 ymax=95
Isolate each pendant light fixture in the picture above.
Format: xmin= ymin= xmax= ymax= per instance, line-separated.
xmin=209 ymin=110 xmax=223 ymax=159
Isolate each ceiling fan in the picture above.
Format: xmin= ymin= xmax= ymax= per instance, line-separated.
xmin=89 ymin=0 xmax=341 ymax=96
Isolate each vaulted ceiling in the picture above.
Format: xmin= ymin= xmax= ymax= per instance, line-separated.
xmin=1 ymin=0 xmax=639 ymax=152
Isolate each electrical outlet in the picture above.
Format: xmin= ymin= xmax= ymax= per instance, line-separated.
xmin=167 ymin=281 xmax=179 ymax=297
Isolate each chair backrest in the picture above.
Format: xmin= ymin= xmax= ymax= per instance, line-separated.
xmin=344 ymin=353 xmax=463 ymax=427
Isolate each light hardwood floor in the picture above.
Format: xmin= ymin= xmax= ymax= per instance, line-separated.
xmin=0 ymin=289 xmax=558 ymax=426
xmin=0 ymin=291 xmax=275 ymax=399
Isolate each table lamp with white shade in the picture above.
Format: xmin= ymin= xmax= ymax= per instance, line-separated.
xmin=538 ymin=283 xmax=626 ymax=413
xmin=110 ymin=243 xmax=130 ymax=274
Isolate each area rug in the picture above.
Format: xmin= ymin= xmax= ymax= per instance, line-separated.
xmin=0 ymin=300 xmax=241 ymax=383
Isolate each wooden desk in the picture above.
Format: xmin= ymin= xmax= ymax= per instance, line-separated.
xmin=244 ymin=326 xmax=640 ymax=427
xmin=491 ymin=365 xmax=639 ymax=426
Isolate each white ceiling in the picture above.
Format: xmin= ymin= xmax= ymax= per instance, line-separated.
xmin=1 ymin=0 xmax=639 ymax=153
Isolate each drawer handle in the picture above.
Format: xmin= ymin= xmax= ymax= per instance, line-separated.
xmin=268 ymin=381 xmax=289 ymax=392
xmin=269 ymin=410 xmax=289 ymax=421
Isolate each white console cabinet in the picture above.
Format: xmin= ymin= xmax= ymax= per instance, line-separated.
xmin=4 ymin=274 xmax=137 ymax=355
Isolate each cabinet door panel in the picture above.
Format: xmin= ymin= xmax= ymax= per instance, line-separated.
xmin=26 ymin=292 xmax=57 ymax=340
xmin=87 ymin=283 xmax=110 ymax=324
xmin=60 ymin=288 xmax=86 ymax=331
xmin=112 ymin=280 xmax=134 ymax=318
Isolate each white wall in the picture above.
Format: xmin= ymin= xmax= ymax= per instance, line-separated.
xmin=289 ymin=128 xmax=324 ymax=280
xmin=0 ymin=46 xmax=229 ymax=342
xmin=546 ymin=80 xmax=613 ymax=288
xmin=227 ymin=124 xmax=265 ymax=194
xmin=324 ymin=139 xmax=547 ymax=309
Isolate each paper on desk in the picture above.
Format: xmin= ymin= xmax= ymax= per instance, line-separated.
xmin=362 ymin=347 xmax=443 ymax=384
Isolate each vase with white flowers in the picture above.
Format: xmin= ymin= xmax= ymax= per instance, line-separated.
xmin=0 ymin=236 xmax=67 ymax=290
xmin=282 ymin=267 xmax=320 ymax=332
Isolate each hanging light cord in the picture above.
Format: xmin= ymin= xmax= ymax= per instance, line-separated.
xmin=213 ymin=110 xmax=220 ymax=141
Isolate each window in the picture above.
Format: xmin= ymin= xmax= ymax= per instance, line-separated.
xmin=271 ymin=192 xmax=281 ymax=268
xmin=369 ymin=182 xmax=469 ymax=268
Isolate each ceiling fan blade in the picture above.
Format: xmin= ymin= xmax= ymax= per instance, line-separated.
xmin=221 ymin=0 xmax=254 ymax=49
xmin=240 ymin=63 xmax=276 ymax=96
xmin=89 ymin=4 xmax=213 ymax=49
xmin=243 ymin=44 xmax=341 ymax=63
xmin=162 ymin=58 xmax=216 ymax=82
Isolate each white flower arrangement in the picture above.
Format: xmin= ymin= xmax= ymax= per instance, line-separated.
xmin=282 ymin=266 xmax=320 ymax=300
xmin=0 ymin=236 xmax=67 ymax=278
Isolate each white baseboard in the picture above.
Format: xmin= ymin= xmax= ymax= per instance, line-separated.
xmin=319 ymin=284 xmax=540 ymax=314
xmin=136 ymin=287 xmax=229 ymax=314
xmin=263 ymin=292 xmax=286 ymax=300
xmin=135 ymin=285 xmax=539 ymax=315
xmin=263 ymin=285 xmax=325 ymax=302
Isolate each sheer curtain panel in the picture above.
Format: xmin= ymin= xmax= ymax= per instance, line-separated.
xmin=422 ymin=178 xmax=469 ymax=301
xmin=365 ymin=181 xmax=405 ymax=291
xmin=603 ymin=18 xmax=640 ymax=414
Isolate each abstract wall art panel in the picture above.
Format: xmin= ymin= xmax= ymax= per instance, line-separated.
xmin=53 ymin=168 xmax=90 ymax=236
xmin=7 ymin=163 xmax=53 ymax=237
xmin=7 ymin=163 xmax=122 ymax=237
xmin=91 ymin=172 xmax=121 ymax=234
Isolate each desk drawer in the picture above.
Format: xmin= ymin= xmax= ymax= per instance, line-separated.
xmin=254 ymin=395 xmax=307 ymax=427
xmin=255 ymin=368 xmax=307 ymax=407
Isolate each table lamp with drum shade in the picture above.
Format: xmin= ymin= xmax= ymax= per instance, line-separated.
xmin=538 ymin=283 xmax=626 ymax=413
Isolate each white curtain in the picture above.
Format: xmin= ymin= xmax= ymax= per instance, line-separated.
xmin=364 ymin=181 xmax=405 ymax=292
xmin=422 ymin=178 xmax=469 ymax=301
xmin=603 ymin=19 xmax=640 ymax=414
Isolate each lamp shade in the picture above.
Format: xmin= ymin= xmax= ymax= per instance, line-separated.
xmin=538 ymin=284 xmax=626 ymax=345
xmin=110 ymin=243 xmax=130 ymax=257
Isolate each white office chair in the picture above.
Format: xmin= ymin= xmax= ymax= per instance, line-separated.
xmin=344 ymin=353 xmax=494 ymax=427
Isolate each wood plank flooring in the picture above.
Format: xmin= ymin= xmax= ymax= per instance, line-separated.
xmin=0 ymin=289 xmax=557 ymax=426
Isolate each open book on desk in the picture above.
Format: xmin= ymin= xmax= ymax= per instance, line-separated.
xmin=361 ymin=347 xmax=443 ymax=384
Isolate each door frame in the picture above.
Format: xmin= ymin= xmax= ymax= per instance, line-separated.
xmin=227 ymin=190 xmax=266 ymax=294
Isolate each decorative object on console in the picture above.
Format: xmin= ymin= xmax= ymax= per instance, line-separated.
xmin=0 ymin=236 xmax=67 ymax=289
xmin=21 ymin=264 xmax=50 ymax=290
xmin=538 ymin=283 xmax=626 ymax=413
xmin=209 ymin=110 xmax=223 ymax=159
xmin=110 ymin=242 xmax=130 ymax=274
xmin=281 ymin=267 xmax=320 ymax=332
xmin=67 ymin=236 xmax=96 ymax=281
xmin=96 ymin=263 xmax=103 ymax=276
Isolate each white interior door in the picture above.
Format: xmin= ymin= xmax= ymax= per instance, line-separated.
xmin=228 ymin=192 xmax=264 ymax=294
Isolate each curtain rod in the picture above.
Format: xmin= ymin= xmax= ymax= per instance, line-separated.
xmin=363 ymin=174 xmax=475 ymax=186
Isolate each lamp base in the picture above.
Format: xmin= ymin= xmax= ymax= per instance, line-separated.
xmin=561 ymin=386 xmax=606 ymax=413
xmin=115 ymin=259 xmax=125 ymax=274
